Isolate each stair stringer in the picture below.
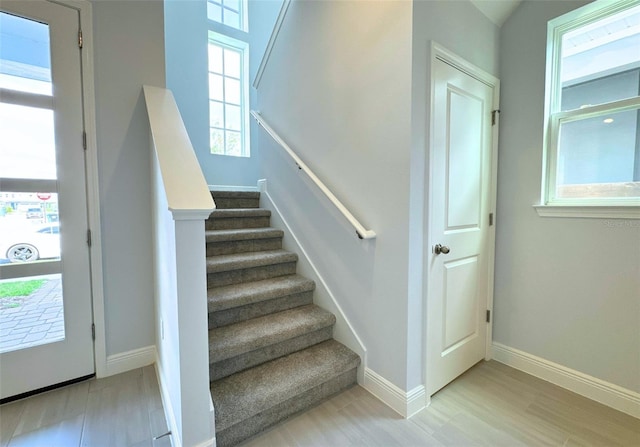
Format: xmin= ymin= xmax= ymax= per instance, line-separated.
xmin=257 ymin=179 xmax=367 ymax=383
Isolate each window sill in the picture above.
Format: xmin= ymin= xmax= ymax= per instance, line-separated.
xmin=534 ymin=204 xmax=640 ymax=219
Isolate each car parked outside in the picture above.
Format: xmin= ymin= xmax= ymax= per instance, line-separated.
xmin=26 ymin=208 xmax=43 ymax=219
xmin=0 ymin=223 xmax=60 ymax=263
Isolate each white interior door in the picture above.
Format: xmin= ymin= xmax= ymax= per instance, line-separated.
xmin=0 ymin=0 xmax=94 ymax=400
xmin=427 ymin=54 xmax=497 ymax=396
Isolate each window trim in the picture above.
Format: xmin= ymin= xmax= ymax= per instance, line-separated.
xmin=207 ymin=0 xmax=248 ymax=33
xmin=207 ymin=31 xmax=250 ymax=158
xmin=539 ymin=0 xmax=640 ymax=217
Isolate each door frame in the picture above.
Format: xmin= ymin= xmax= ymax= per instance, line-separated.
xmin=50 ymin=0 xmax=107 ymax=378
xmin=424 ymin=42 xmax=500 ymax=398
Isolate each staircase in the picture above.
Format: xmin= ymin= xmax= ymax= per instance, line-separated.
xmin=206 ymin=191 xmax=361 ymax=446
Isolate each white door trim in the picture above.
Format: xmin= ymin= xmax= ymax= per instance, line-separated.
xmin=424 ymin=42 xmax=500 ymax=395
xmin=50 ymin=0 xmax=107 ymax=377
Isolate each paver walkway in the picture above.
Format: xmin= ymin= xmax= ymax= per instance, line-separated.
xmin=0 ymin=277 xmax=64 ymax=353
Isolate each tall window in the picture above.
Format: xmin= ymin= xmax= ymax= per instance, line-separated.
xmin=207 ymin=0 xmax=249 ymax=158
xmin=208 ymin=34 xmax=248 ymax=157
xmin=543 ymin=0 xmax=640 ymax=208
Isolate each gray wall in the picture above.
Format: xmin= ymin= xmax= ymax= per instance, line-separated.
xmin=92 ymin=0 xmax=165 ymax=356
xmin=494 ymin=0 xmax=640 ymax=392
xmin=164 ymin=0 xmax=210 ymax=182
xmin=258 ymin=0 xmax=414 ymax=389
xmin=164 ymin=0 xmax=281 ymax=187
xmin=257 ymin=0 xmax=499 ymax=391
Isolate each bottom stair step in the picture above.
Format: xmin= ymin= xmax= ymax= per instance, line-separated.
xmin=211 ymin=340 xmax=360 ymax=447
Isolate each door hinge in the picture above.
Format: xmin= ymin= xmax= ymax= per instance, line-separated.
xmin=82 ymin=131 xmax=87 ymax=150
xmin=87 ymin=229 xmax=92 ymax=247
xmin=78 ymin=29 xmax=83 ymax=49
xmin=491 ymin=109 xmax=500 ymax=126
xmin=486 ymin=309 xmax=491 ymax=323
xmin=91 ymin=323 xmax=95 ymax=340
xmin=489 ymin=213 xmax=494 ymax=226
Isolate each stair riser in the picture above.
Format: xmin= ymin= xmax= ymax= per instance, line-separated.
xmin=210 ymin=326 xmax=333 ymax=381
xmin=206 ymin=216 xmax=271 ymax=231
xmin=209 ymin=290 xmax=314 ymax=328
xmin=213 ymin=198 xmax=260 ymax=209
xmin=208 ymin=262 xmax=297 ymax=288
xmin=207 ymin=238 xmax=282 ymax=256
xmin=215 ymin=369 xmax=357 ymax=447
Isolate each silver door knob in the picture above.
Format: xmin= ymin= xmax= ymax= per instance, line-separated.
xmin=434 ymin=244 xmax=450 ymax=255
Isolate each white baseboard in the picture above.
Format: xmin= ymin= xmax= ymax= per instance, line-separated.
xmin=492 ymin=342 xmax=640 ymax=419
xmin=155 ymin=357 xmax=181 ymax=447
xmin=208 ymin=184 xmax=258 ymax=192
xmin=193 ymin=439 xmax=215 ymax=447
xmin=362 ymin=368 xmax=426 ymax=418
xmin=104 ymin=345 xmax=156 ymax=377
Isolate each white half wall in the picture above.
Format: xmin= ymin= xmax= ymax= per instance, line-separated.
xmin=150 ymin=152 xmax=214 ymax=447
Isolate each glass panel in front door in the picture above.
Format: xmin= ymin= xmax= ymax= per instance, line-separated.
xmin=0 ymin=11 xmax=64 ymax=353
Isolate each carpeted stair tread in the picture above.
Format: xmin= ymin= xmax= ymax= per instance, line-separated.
xmin=205 ymin=189 xmax=362 ymax=445
xmin=209 ymin=304 xmax=335 ymax=363
xmin=207 ymin=208 xmax=271 ymax=231
xmin=210 ymin=339 xmax=360 ymax=432
xmin=207 ymin=250 xmax=297 ymax=273
xmin=210 ymin=191 xmax=260 ymax=210
xmin=205 ymin=227 xmax=283 ymax=243
xmin=211 ymin=191 xmax=260 ymax=199
xmin=209 ymin=208 xmax=271 ymax=218
xmin=216 ymin=370 xmax=356 ymax=447
xmin=208 ymin=275 xmax=315 ymax=313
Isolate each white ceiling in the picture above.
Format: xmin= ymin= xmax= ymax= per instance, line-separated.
xmin=470 ymin=0 xmax=522 ymax=27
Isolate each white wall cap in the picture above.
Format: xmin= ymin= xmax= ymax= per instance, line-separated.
xmin=144 ymin=85 xmax=215 ymax=220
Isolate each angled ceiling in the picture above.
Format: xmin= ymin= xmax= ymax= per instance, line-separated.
xmin=470 ymin=0 xmax=522 ymax=27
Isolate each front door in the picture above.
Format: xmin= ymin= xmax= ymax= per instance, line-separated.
xmin=0 ymin=0 xmax=94 ymax=400
xmin=427 ymin=54 xmax=497 ymax=396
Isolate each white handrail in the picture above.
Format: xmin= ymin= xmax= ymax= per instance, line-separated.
xmin=251 ymin=110 xmax=376 ymax=240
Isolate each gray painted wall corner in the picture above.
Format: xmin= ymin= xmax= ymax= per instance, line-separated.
xmin=494 ymin=0 xmax=640 ymax=392
xmin=92 ymin=0 xmax=165 ymax=356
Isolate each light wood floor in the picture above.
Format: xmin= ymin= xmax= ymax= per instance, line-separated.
xmin=243 ymin=360 xmax=639 ymax=447
xmin=0 ymin=366 xmax=170 ymax=447
xmin=1 ymin=360 xmax=638 ymax=446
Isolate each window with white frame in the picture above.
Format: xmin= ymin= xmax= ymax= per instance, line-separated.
xmin=207 ymin=0 xmax=247 ymax=32
xmin=543 ymin=0 xmax=640 ymax=207
xmin=208 ymin=33 xmax=249 ymax=157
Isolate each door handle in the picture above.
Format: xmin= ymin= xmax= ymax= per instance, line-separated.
xmin=434 ymin=244 xmax=450 ymax=255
